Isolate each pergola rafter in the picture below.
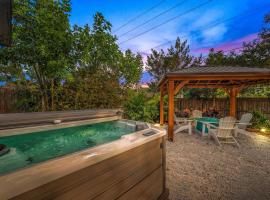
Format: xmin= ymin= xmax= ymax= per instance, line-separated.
xmin=158 ymin=66 xmax=270 ymax=141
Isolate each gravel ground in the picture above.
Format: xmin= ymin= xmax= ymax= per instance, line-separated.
xmin=166 ymin=132 xmax=270 ymax=200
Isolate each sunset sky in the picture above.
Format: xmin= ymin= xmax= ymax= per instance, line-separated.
xmin=70 ymin=0 xmax=269 ymax=82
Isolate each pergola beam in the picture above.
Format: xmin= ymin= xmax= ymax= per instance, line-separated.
xmin=186 ymin=85 xmax=233 ymax=89
xmin=174 ymin=80 xmax=188 ymax=95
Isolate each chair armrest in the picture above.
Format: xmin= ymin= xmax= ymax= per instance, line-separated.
xmin=218 ymin=127 xmax=236 ymax=130
xmin=205 ymin=123 xmax=218 ymax=129
xmin=236 ymin=122 xmax=252 ymax=126
xmin=176 ymin=118 xmax=193 ymax=122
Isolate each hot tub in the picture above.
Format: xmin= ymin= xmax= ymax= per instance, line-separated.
xmin=0 ymin=116 xmax=167 ymax=200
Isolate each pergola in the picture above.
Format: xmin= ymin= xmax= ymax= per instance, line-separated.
xmin=158 ymin=66 xmax=270 ymax=141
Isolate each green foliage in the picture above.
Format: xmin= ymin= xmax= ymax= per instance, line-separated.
xmin=183 ymin=88 xmax=218 ymax=99
xmin=144 ymin=94 xmax=160 ymax=123
xmin=121 ymin=50 xmax=143 ymax=86
xmin=63 ymin=13 xmax=143 ymax=110
xmin=59 ymin=70 xmax=124 ymax=110
xmin=123 ymin=91 xmax=160 ymax=123
xmin=239 ymin=87 xmax=270 ymax=98
xmin=70 ymin=12 xmax=143 ymax=86
xmin=123 ymin=91 xmax=147 ymax=121
xmin=206 ymin=48 xmax=239 ymax=66
xmin=146 ymin=37 xmax=198 ymax=83
xmin=146 ymin=49 xmax=167 ymax=82
xmin=1 ymin=0 xmax=73 ymax=111
xmin=15 ymin=86 xmax=41 ymax=112
xmin=251 ymin=111 xmax=270 ymax=131
xmin=147 ymin=82 xmax=159 ymax=93
xmin=0 ymin=3 xmax=143 ymax=112
xmin=215 ymin=89 xmax=228 ymax=98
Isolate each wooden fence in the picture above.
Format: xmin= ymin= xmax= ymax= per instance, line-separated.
xmin=175 ymin=98 xmax=270 ymax=119
xmin=0 ymin=88 xmax=17 ymax=113
xmin=1 ymin=88 xmax=270 ymax=118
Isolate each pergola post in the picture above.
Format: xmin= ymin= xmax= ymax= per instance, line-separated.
xmin=229 ymin=87 xmax=238 ymax=117
xmin=168 ymin=80 xmax=174 ymax=141
xmin=160 ymin=86 xmax=164 ymax=125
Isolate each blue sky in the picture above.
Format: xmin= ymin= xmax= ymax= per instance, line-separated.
xmin=70 ymin=0 xmax=270 ymax=82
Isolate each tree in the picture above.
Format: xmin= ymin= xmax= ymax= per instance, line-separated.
xmin=1 ymin=6 xmax=144 ymax=112
xmin=121 ymin=49 xmax=143 ymax=86
xmin=191 ymin=54 xmax=203 ymax=67
xmin=205 ymin=48 xmax=226 ymax=66
xmin=61 ymin=13 xmax=143 ymax=109
xmin=258 ymin=12 xmax=270 ymax=66
xmin=166 ymin=38 xmax=193 ymax=70
xmin=146 ymin=37 xmax=194 ymax=82
xmin=146 ymin=49 xmax=167 ymax=82
xmin=240 ymin=13 xmax=270 ymax=67
xmin=0 ymin=0 xmax=73 ymax=111
xmin=205 ymin=48 xmax=241 ymax=66
xmin=70 ymin=13 xmax=142 ymax=86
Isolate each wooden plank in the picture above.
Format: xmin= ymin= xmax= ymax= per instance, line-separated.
xmin=174 ymin=81 xmax=188 ymax=95
xmin=168 ymin=80 xmax=174 ymax=141
xmin=0 ymin=109 xmax=120 ymax=129
xmin=12 ymin=138 xmax=163 ymax=200
xmin=94 ymin=138 xmax=166 ymax=200
xmin=160 ymin=88 xmax=164 ymax=125
xmin=161 ymin=137 xmax=166 ymax=191
xmin=229 ymin=88 xmax=238 ymax=117
xmin=55 ymin=145 xmax=162 ymax=200
xmin=186 ymin=85 xmax=230 ymax=89
xmin=118 ymin=167 xmax=163 ymax=200
xmin=93 ymin=154 xmax=162 ymax=200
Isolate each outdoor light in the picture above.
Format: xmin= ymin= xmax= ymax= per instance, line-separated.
xmin=154 ymin=123 xmax=161 ymax=127
xmin=260 ymin=128 xmax=267 ymax=133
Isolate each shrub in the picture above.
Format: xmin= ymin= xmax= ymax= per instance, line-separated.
xmin=123 ymin=91 xmax=160 ymax=123
xmin=251 ymin=110 xmax=270 ymax=131
xmin=143 ymin=94 xmax=160 ymax=123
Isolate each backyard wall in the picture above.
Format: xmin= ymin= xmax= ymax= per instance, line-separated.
xmin=175 ymin=98 xmax=270 ymax=119
xmin=0 ymin=87 xmax=17 ymax=113
xmin=1 ymin=88 xmax=269 ymax=118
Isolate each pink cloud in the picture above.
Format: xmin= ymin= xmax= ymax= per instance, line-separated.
xmin=192 ymin=33 xmax=259 ymax=54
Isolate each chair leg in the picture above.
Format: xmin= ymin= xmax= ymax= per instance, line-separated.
xmin=188 ymin=122 xmax=192 ymax=135
xmin=215 ymin=136 xmax=222 ymax=146
xmin=208 ymin=129 xmax=211 ymax=139
xmin=233 ymin=129 xmax=238 ymax=137
xmin=210 ymin=133 xmax=222 ymax=146
xmin=202 ymin=124 xmax=206 ymax=136
xmin=232 ymin=137 xmax=240 ymax=148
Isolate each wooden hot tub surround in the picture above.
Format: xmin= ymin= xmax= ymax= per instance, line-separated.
xmin=0 ymin=116 xmax=167 ymax=200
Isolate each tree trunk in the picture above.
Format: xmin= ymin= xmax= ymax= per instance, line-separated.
xmin=33 ymin=64 xmax=49 ymax=112
xmin=51 ymin=79 xmax=55 ymax=111
xmin=41 ymin=89 xmax=49 ymax=112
